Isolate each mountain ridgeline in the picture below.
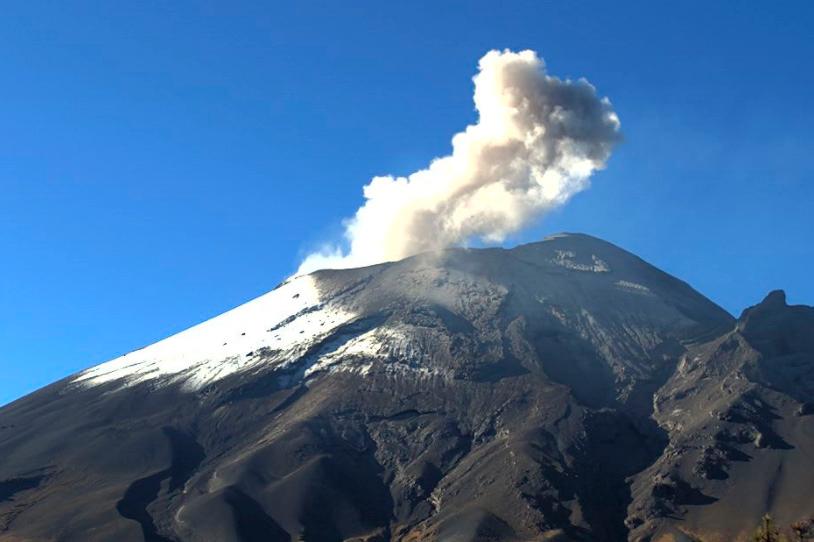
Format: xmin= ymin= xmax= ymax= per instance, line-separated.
xmin=1 ymin=233 xmax=812 ymax=542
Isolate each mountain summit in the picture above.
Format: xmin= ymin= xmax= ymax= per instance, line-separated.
xmin=1 ymin=234 xmax=811 ymax=542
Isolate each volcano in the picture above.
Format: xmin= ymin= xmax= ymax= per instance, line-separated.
xmin=1 ymin=233 xmax=812 ymax=542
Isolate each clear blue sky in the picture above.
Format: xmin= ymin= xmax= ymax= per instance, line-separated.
xmin=2 ymin=1 xmax=813 ymax=406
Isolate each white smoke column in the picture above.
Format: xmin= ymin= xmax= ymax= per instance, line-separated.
xmin=298 ymin=49 xmax=620 ymax=274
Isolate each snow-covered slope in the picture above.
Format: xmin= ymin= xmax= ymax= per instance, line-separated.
xmin=71 ymin=232 xmax=734 ymax=399
xmin=73 ymin=275 xmax=358 ymax=390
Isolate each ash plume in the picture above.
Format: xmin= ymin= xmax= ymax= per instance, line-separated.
xmin=298 ymin=49 xmax=620 ymax=274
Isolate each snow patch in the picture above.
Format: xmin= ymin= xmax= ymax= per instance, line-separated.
xmin=73 ymin=275 xmax=358 ymax=391
xmin=551 ymin=250 xmax=610 ymax=272
xmin=616 ymin=280 xmax=651 ymax=293
xmin=303 ymin=329 xmax=386 ymax=378
xmin=542 ymin=233 xmax=572 ymax=241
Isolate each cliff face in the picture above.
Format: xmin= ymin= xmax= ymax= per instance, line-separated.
xmin=629 ymin=290 xmax=814 ymax=542
xmin=0 ymin=234 xmax=810 ymax=542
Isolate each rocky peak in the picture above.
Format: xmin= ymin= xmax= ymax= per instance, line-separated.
xmin=737 ymin=289 xmax=814 ymax=356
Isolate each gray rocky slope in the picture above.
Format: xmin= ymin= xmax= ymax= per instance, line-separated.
xmin=0 ymin=233 xmax=812 ymax=542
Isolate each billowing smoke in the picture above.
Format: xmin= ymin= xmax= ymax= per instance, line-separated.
xmin=298 ymin=49 xmax=620 ymax=274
